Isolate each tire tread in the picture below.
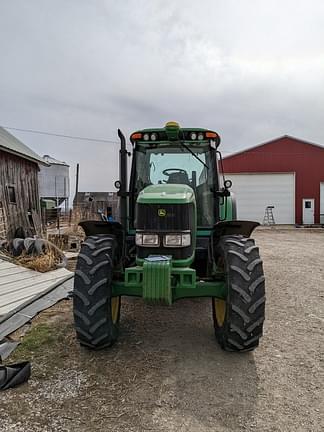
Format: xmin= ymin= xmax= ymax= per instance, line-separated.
xmin=213 ymin=234 xmax=266 ymax=352
xmin=73 ymin=235 xmax=119 ymax=349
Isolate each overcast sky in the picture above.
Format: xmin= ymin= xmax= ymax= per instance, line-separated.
xmin=1 ymin=1 xmax=324 ymax=195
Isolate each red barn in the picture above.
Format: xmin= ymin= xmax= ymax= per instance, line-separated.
xmin=223 ymin=135 xmax=324 ymax=225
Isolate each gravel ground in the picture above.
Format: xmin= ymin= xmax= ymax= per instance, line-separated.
xmin=0 ymin=229 xmax=323 ymax=432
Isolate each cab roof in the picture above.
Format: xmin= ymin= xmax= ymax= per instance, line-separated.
xmin=130 ymin=122 xmax=220 ymax=146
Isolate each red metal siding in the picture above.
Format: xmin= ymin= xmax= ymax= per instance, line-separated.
xmin=223 ymin=137 xmax=324 ymax=224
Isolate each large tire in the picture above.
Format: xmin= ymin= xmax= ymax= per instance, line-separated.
xmin=73 ymin=235 xmax=121 ymax=349
xmin=212 ymin=235 xmax=265 ymax=352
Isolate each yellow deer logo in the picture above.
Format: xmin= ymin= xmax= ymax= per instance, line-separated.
xmin=158 ymin=209 xmax=167 ymax=217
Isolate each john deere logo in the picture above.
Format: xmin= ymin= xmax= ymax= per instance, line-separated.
xmin=158 ymin=209 xmax=167 ymax=217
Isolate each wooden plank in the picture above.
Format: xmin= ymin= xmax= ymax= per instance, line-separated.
xmin=0 ymin=267 xmax=31 ymax=276
xmin=0 ymin=278 xmax=73 ymax=337
xmin=0 ymin=203 xmax=6 ymax=239
xmin=32 ymin=209 xmax=43 ymax=237
xmin=0 ymin=261 xmax=17 ymax=270
xmin=0 ymin=257 xmax=71 ymax=315
xmin=0 ymin=268 xmax=70 ymax=290
xmin=0 ymin=278 xmax=69 ymax=313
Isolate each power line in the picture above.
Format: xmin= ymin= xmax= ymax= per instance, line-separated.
xmin=1 ymin=125 xmax=119 ymax=144
xmin=1 ymin=124 xmax=319 ymax=156
xmin=0 ymin=124 xmax=237 ymax=151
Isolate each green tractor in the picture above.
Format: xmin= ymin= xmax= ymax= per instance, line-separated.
xmin=73 ymin=122 xmax=265 ymax=352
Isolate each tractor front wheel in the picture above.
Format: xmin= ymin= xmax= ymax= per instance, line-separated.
xmin=73 ymin=235 xmax=121 ymax=349
xmin=213 ymin=235 xmax=265 ymax=352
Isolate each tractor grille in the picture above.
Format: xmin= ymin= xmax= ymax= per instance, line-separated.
xmin=136 ymin=203 xmax=194 ymax=231
xmin=135 ymin=203 xmax=195 ymax=260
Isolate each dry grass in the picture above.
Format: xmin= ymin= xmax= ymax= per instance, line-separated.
xmin=15 ymin=248 xmax=60 ymax=272
xmin=1 ymin=244 xmax=63 ymax=272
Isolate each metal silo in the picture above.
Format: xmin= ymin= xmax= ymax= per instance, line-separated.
xmin=39 ymin=155 xmax=70 ymax=211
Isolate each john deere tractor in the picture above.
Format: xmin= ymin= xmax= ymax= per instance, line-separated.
xmin=73 ymin=122 xmax=265 ymax=352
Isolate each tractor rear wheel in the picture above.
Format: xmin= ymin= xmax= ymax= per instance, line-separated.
xmin=212 ymin=235 xmax=265 ymax=352
xmin=73 ymin=235 xmax=121 ymax=349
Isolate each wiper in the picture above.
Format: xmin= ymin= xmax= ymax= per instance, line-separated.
xmin=179 ymin=141 xmax=209 ymax=169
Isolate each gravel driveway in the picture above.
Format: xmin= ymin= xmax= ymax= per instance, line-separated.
xmin=0 ymin=229 xmax=323 ymax=432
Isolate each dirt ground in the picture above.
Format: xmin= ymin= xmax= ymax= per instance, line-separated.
xmin=0 ymin=229 xmax=323 ymax=432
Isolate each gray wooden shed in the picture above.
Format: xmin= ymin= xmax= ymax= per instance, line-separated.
xmin=0 ymin=127 xmax=47 ymax=240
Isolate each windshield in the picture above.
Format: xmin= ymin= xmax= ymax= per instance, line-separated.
xmin=133 ymin=144 xmax=216 ymax=227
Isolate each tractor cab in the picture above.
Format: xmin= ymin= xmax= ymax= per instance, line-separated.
xmin=129 ymin=121 xmax=220 ymax=229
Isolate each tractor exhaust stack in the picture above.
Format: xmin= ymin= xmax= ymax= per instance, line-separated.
xmin=117 ymin=129 xmax=128 ymax=230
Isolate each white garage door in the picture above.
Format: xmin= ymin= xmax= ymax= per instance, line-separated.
xmin=224 ymin=173 xmax=295 ymax=224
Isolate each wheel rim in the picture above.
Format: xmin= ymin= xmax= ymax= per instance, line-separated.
xmin=214 ymin=298 xmax=226 ymax=327
xmin=214 ymin=255 xmax=227 ymax=327
xmin=111 ymin=297 xmax=120 ymax=324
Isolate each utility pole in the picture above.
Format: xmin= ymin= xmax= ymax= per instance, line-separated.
xmin=74 ymin=163 xmax=79 ymax=206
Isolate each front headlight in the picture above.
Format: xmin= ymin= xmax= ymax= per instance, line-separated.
xmin=135 ymin=233 xmax=143 ymax=246
xmin=164 ymin=233 xmax=191 ymax=247
xmin=136 ymin=233 xmax=160 ymax=247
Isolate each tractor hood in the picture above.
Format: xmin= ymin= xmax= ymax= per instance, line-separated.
xmin=137 ymin=184 xmax=196 ymax=205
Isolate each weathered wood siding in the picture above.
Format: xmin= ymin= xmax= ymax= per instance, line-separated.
xmin=0 ymin=150 xmax=41 ymax=239
xmin=0 ymin=204 xmax=6 ymax=239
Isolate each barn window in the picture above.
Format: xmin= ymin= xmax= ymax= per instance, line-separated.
xmin=7 ymin=185 xmax=17 ymax=204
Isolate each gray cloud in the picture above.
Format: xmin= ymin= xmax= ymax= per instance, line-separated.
xmin=1 ymin=0 xmax=323 ymax=194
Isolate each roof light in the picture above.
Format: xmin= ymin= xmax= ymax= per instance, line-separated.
xmin=131 ymin=133 xmax=142 ymax=140
xmin=165 ymin=121 xmax=180 ymax=140
xmin=165 ymin=121 xmax=180 ymax=128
